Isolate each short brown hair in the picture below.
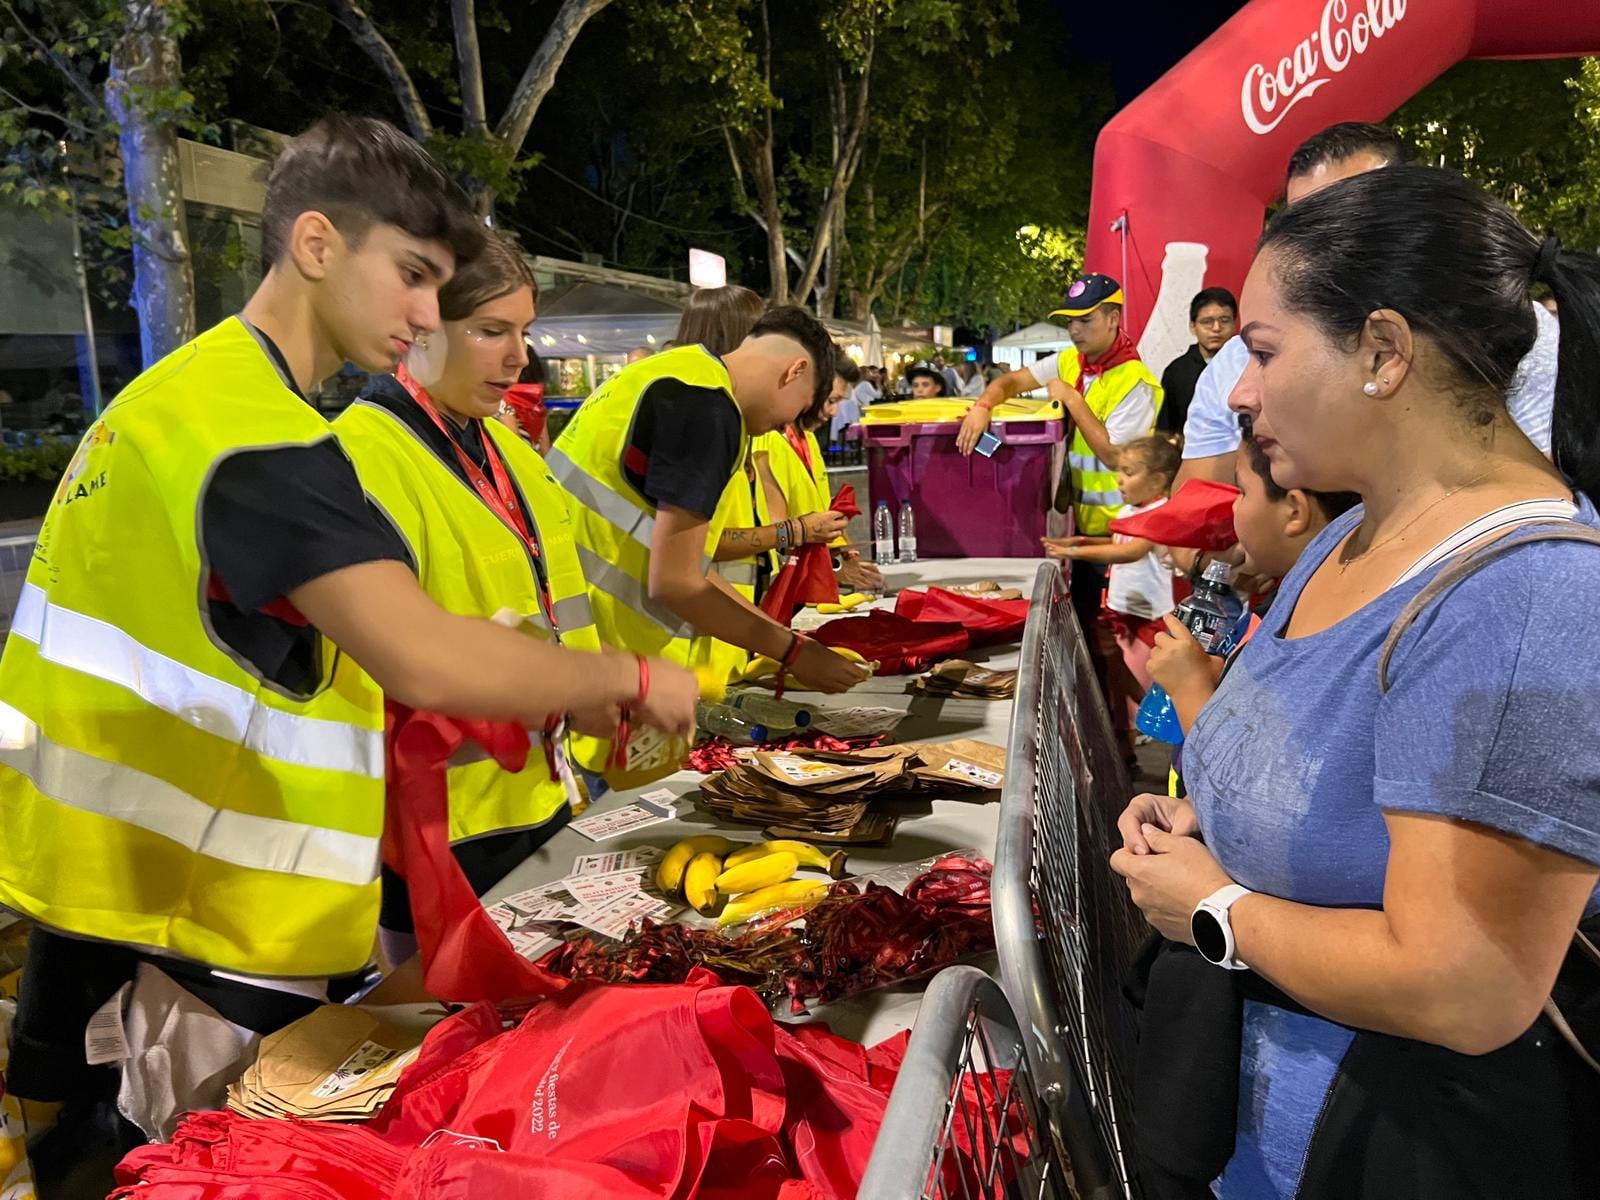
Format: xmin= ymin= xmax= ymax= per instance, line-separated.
xmin=260 ymin=114 xmax=484 ymax=269
xmin=676 ymin=285 xmax=766 ymax=356
xmin=1121 ymin=435 xmax=1181 ymax=481
xmin=438 ymin=230 xmax=535 ymax=321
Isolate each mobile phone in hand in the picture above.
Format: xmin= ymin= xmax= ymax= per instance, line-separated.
xmin=975 ymin=431 xmax=1002 ymax=457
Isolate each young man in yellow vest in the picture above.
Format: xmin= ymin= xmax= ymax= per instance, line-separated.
xmin=0 ymin=116 xmax=696 ymax=1168
xmin=550 ymin=307 xmax=866 ymax=763
xmin=956 ymin=273 xmax=1163 ymax=765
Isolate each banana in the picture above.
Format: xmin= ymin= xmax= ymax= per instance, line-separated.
xmin=715 ymin=851 xmax=799 ymax=896
xmin=740 ymin=646 xmax=869 ymax=681
xmin=717 ymin=879 xmax=828 ymax=927
xmin=722 ymin=840 xmax=849 ymax=880
xmin=655 ymin=835 xmax=738 ymax=899
xmin=682 ymin=851 xmax=725 ymax=917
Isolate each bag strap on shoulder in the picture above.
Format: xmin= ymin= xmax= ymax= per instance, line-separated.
xmin=1378 ymin=522 xmax=1600 ymax=695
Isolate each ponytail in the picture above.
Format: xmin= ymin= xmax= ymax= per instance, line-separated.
xmin=1536 ymin=240 xmax=1600 ymax=497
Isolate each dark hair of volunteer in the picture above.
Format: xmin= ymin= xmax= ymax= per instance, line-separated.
xmin=676 ymin=284 xmax=767 ymax=356
xmin=1115 ymin=165 xmax=1600 ymax=1200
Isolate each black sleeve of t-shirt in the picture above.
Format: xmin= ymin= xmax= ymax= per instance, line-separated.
xmin=631 ymin=379 xmax=742 ymax=518
xmin=201 ymin=439 xmax=411 ymax=613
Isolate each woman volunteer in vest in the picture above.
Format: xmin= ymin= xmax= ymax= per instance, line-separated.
xmin=1113 ymin=168 xmax=1600 ymax=1199
xmin=754 ymin=349 xmax=882 ymax=594
xmin=337 ymin=233 xmax=599 ymax=958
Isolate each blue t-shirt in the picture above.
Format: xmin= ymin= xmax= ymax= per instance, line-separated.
xmin=1184 ymin=495 xmax=1600 ymax=1199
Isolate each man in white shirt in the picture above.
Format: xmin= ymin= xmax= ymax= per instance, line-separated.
xmin=1178 ymin=121 xmax=1557 ymax=493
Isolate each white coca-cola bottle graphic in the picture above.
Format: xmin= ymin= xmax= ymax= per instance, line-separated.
xmin=1136 ymin=242 xmax=1210 ymax=387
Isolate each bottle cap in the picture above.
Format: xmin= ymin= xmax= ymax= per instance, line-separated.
xmin=750 ymin=724 xmax=769 ymax=743
xmin=1201 ymin=558 xmax=1235 ymax=586
xmin=792 ymin=709 xmax=812 ymax=727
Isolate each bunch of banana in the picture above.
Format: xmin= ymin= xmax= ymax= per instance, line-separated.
xmin=655 ymin=835 xmax=849 ymax=923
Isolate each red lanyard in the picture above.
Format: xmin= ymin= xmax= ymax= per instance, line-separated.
xmin=784 ymin=425 xmax=813 ymax=473
xmin=395 ymin=366 xmax=564 ymax=772
xmin=397 ymin=366 xmax=538 ymax=554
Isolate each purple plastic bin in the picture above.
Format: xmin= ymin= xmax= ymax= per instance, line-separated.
xmin=860 ymin=418 xmax=1063 ymax=558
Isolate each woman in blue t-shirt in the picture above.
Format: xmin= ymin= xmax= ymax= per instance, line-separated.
xmin=1113 ymin=166 xmax=1600 ymax=1200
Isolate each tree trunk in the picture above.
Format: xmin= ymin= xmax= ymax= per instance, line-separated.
xmin=106 ymin=0 xmax=195 ymax=367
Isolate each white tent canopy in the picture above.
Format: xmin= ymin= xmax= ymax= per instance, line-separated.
xmin=529 ymin=281 xmax=685 ymax=358
xmin=992 ymin=321 xmax=1071 ymax=371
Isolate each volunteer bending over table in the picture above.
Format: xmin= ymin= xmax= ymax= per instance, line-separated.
xmin=550 ymin=307 xmax=865 ymax=777
xmin=754 ymin=347 xmax=883 ymax=594
xmin=1113 ymin=167 xmax=1600 ymax=1199
xmin=336 ymin=232 xmax=600 ymax=962
xmin=0 ymin=116 xmax=696 ymax=1167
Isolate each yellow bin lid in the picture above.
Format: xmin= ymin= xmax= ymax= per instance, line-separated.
xmin=857 ymin=397 xmax=1064 ymax=426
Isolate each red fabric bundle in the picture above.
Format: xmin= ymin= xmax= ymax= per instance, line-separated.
xmin=382 ymin=704 xmax=569 ymax=1006
xmin=758 ymin=485 xmax=861 ymax=621
xmin=811 ymin=586 xmax=1027 ymax=673
xmin=894 ymin=588 xmax=1029 ymax=648
xmin=118 ymin=979 xmax=929 ymax=1199
xmin=501 ymin=382 xmax=546 ymax=444
xmin=811 ymin=608 xmax=969 ymax=675
xmin=1109 ymin=478 xmax=1240 ymax=550
xmin=111 ymin=1110 xmax=405 ymax=1199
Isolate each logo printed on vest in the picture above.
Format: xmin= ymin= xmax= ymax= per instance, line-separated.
xmin=1240 ymin=0 xmax=1407 ymax=136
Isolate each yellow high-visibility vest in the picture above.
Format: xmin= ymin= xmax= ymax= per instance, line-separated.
xmin=335 ymin=393 xmax=602 ymax=844
xmin=549 ymin=346 xmax=747 ymax=782
xmin=697 ymin=449 xmax=762 ymax=686
xmin=0 ymin=318 xmax=387 ymax=978
xmin=1062 ymin=356 xmax=1164 ymax=535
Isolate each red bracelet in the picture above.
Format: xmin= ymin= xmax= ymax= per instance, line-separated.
xmin=632 ymin=654 xmax=650 ymax=708
xmin=780 ymin=633 xmax=805 ymax=669
xmin=610 ymin=656 xmax=650 ymax=772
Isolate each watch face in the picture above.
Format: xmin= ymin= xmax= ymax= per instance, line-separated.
xmin=1192 ymin=908 xmax=1228 ymax=964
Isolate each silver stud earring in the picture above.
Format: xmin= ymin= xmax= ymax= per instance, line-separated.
xmin=1363 ymin=382 xmax=1379 ymax=396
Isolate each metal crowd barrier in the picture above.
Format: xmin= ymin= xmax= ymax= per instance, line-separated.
xmin=859 ymin=965 xmax=1066 ymax=1200
xmin=992 ymin=562 xmax=1150 ymax=1200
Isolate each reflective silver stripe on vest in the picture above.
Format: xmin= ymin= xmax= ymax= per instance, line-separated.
xmin=716 ymin=561 xmax=758 ymax=588
xmin=1068 ymin=450 xmax=1104 ymax=473
xmin=1079 ymin=488 xmax=1123 ymax=507
xmin=574 ymin=545 xmax=692 ymax=641
xmin=553 ymin=592 xmax=595 ymax=634
xmin=0 ymin=702 xmax=380 ymax=886
xmin=546 ymin=447 xmax=655 ymax=553
xmin=11 ymin=584 xmax=383 ymax=779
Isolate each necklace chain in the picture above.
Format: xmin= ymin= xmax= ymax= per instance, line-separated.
xmin=1337 ymin=470 xmax=1496 ymax=575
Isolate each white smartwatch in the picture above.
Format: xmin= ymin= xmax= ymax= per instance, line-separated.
xmin=1191 ymin=883 xmax=1252 ymax=970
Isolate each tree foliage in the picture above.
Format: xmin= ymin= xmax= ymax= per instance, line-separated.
xmin=1393 ymin=57 xmax=1600 ymax=252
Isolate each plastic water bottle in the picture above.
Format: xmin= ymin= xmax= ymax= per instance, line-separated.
xmin=1136 ymin=559 xmax=1247 ymax=745
xmin=696 ymin=702 xmax=769 ymax=745
xmin=897 ymin=501 xmax=918 ymax=563
xmin=727 ymin=692 xmax=812 ymax=730
xmin=874 ymin=501 xmax=895 ymax=565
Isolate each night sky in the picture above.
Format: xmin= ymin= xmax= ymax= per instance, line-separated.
xmin=1051 ymin=0 xmax=1252 ymax=107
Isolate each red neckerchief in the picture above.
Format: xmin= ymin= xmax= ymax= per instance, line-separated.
xmin=783 ymin=424 xmax=813 ymax=473
xmin=1076 ymin=328 xmax=1141 ymax=384
xmin=396 ymin=366 xmax=562 ymax=769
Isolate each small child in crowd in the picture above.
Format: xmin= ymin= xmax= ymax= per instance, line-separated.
xmin=1043 ymin=435 xmax=1182 ymax=718
xmin=1149 ymin=436 xmax=1359 ymax=734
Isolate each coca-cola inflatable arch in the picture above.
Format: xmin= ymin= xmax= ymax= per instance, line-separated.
xmin=1086 ymin=0 xmax=1600 ymax=345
